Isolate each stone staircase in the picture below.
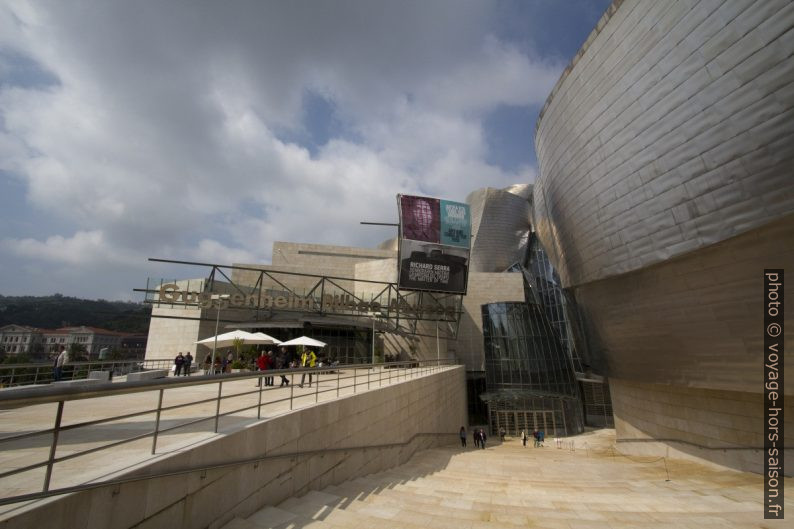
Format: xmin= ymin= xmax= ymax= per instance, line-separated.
xmin=221 ymin=430 xmax=779 ymax=529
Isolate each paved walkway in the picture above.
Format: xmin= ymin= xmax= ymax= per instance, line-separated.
xmin=225 ymin=429 xmax=793 ymax=529
xmin=0 ymin=365 xmax=431 ymax=519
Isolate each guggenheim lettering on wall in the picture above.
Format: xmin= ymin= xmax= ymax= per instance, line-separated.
xmin=397 ymin=194 xmax=471 ymax=294
xmin=157 ymin=283 xmax=458 ymax=320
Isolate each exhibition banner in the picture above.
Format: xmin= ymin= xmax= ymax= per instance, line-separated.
xmin=398 ymin=194 xmax=471 ymax=294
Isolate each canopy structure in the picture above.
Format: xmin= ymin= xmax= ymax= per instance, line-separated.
xmin=196 ymin=330 xmax=277 ymax=348
xmin=279 ymin=336 xmax=327 ymax=348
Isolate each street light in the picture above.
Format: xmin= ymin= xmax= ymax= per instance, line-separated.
xmin=210 ymin=294 xmax=230 ymax=374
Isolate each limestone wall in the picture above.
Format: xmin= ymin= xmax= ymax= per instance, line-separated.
xmin=611 ymin=378 xmax=793 ymax=475
xmin=3 ymin=366 xmax=467 ymax=529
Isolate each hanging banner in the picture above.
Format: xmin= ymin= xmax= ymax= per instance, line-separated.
xmin=397 ymin=194 xmax=471 ymax=294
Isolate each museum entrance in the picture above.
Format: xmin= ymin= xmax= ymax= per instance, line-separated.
xmin=490 ymin=409 xmax=560 ymax=437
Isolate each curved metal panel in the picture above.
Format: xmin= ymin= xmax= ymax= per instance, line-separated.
xmin=534 ymin=0 xmax=794 ymax=288
xmin=466 ymin=187 xmax=531 ymax=272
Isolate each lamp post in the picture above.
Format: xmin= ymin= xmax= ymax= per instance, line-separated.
xmin=210 ymin=294 xmax=230 ymax=374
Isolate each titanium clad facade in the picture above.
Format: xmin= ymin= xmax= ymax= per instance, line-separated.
xmin=466 ymin=187 xmax=532 ymax=273
xmin=534 ymin=0 xmax=794 ymax=472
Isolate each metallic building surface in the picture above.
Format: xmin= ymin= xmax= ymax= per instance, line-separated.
xmin=466 ymin=187 xmax=532 ymax=273
xmin=531 ymin=0 xmax=794 ymax=469
xmin=575 ymin=215 xmax=794 ymax=393
xmin=534 ymin=0 xmax=794 ymax=289
xmin=533 ymin=0 xmax=794 ymax=392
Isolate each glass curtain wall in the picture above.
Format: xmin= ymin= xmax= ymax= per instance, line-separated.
xmin=481 ymin=302 xmax=583 ymax=436
xmin=526 ymin=235 xmax=584 ymax=373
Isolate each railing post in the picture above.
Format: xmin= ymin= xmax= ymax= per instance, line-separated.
xmin=214 ymin=381 xmax=223 ymax=433
xmin=43 ymin=401 xmax=64 ymax=492
xmin=33 ymin=366 xmax=39 ymax=385
xmin=336 ymin=370 xmax=340 ymax=398
xmin=290 ymin=381 xmax=294 ymax=410
xmin=315 ymin=373 xmax=320 ymax=403
xmin=257 ymin=380 xmax=263 ymax=420
xmin=9 ymin=367 xmax=15 ymax=386
xmin=151 ymin=389 xmax=164 ymax=454
xmin=353 ymin=368 xmax=357 ymax=393
xmin=367 ymin=368 xmax=370 ymax=390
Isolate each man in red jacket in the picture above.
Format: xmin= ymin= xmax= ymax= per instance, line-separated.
xmin=256 ymin=351 xmax=268 ymax=387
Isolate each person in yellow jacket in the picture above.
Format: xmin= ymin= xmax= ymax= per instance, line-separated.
xmin=299 ymin=348 xmax=317 ymax=387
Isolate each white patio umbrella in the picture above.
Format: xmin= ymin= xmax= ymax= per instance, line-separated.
xmin=249 ymin=332 xmax=282 ymax=345
xmin=196 ymin=330 xmax=271 ymax=348
xmin=279 ymin=336 xmax=327 ymax=348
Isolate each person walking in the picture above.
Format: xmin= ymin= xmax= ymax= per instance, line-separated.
xmin=53 ymin=345 xmax=68 ymax=382
xmin=533 ymin=428 xmax=540 ymax=448
xmin=521 ymin=430 xmax=527 ymax=447
xmin=183 ymin=352 xmax=193 ymax=376
xmin=265 ymin=351 xmax=274 ymax=386
xmin=174 ymin=352 xmax=185 ymax=376
xmin=480 ymin=429 xmax=487 ymax=449
xmin=276 ymin=349 xmax=290 ymax=386
xmin=256 ymin=351 xmax=268 ymax=387
xmin=299 ymin=348 xmax=317 ymax=388
xmin=499 ymin=427 xmax=506 ymax=442
xmin=538 ymin=429 xmax=545 ymax=447
xmin=473 ymin=429 xmax=480 ymax=448
xmin=459 ymin=426 xmax=467 ymax=448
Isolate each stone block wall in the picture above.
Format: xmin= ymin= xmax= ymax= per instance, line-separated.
xmin=611 ymin=378 xmax=793 ymax=475
xmin=2 ymin=366 xmax=467 ymax=529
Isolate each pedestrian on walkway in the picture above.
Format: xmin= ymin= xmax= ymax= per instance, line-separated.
xmin=256 ymin=351 xmax=267 ymax=387
xmin=53 ymin=345 xmax=68 ymax=382
xmin=473 ymin=429 xmax=480 ymax=448
xmin=499 ymin=427 xmax=506 ymax=442
xmin=538 ymin=429 xmax=545 ymax=447
xmin=276 ymin=349 xmax=290 ymax=386
xmin=533 ymin=428 xmax=539 ymax=448
xmin=459 ymin=426 xmax=467 ymax=448
xmin=174 ymin=352 xmax=185 ymax=376
xmin=480 ymin=429 xmax=487 ymax=449
xmin=183 ymin=352 xmax=193 ymax=376
xmin=299 ymin=347 xmax=317 ymax=387
xmin=521 ymin=430 xmax=527 ymax=447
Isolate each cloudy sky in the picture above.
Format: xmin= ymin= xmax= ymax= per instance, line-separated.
xmin=0 ymin=0 xmax=609 ymax=301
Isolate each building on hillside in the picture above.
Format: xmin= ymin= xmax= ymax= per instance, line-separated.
xmin=0 ymin=325 xmax=45 ymax=357
xmin=1 ymin=325 xmax=132 ymax=359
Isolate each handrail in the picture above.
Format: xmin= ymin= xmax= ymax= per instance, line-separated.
xmin=0 ymin=358 xmax=173 ymax=388
xmin=0 ymin=359 xmax=457 ymax=505
xmin=0 ymin=431 xmax=458 ymax=506
xmin=0 ymin=359 xmax=454 ymax=407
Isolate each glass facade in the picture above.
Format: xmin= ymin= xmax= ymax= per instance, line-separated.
xmin=526 ymin=235 xmax=584 ymax=374
xmin=481 ymin=302 xmax=583 ymax=436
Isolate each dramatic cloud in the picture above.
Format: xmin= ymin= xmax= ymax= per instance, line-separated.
xmin=0 ymin=0 xmax=604 ymax=299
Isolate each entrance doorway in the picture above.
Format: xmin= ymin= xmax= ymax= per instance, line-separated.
xmin=490 ymin=409 xmax=559 ymax=437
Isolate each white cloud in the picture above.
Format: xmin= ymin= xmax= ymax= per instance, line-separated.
xmin=0 ymin=0 xmax=561 ymax=298
xmin=2 ymin=230 xmax=132 ymax=265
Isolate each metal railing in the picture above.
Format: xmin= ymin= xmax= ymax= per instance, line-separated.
xmin=0 ymin=358 xmax=456 ymax=505
xmin=0 ymin=358 xmax=172 ymax=387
